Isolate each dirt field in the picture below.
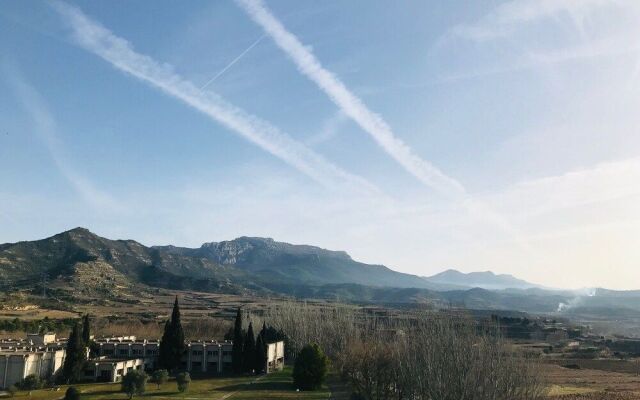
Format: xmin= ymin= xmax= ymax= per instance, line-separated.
xmin=545 ymin=363 xmax=640 ymax=399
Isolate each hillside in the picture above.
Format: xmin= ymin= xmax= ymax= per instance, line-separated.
xmin=0 ymin=228 xmax=251 ymax=299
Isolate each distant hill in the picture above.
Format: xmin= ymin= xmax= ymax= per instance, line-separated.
xmin=423 ymin=269 xmax=540 ymax=290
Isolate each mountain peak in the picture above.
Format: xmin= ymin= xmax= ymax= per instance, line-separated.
xmin=64 ymin=227 xmax=93 ymax=235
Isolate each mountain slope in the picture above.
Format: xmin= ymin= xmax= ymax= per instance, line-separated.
xmin=155 ymin=237 xmax=437 ymax=289
xmin=0 ymin=228 xmax=250 ymax=296
xmin=424 ymin=269 xmax=539 ymax=290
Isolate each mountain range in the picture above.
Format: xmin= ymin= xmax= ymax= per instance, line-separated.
xmin=3 ymin=228 xmax=640 ymax=318
xmin=423 ymin=269 xmax=541 ymax=290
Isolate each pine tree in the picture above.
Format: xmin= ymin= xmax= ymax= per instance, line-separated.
xmin=81 ymin=315 xmax=91 ymax=345
xmin=62 ymin=324 xmax=87 ymax=383
xmin=231 ymin=308 xmax=244 ymax=374
xmin=254 ymin=333 xmax=267 ymax=374
xmin=242 ymin=322 xmax=256 ymax=373
xmin=158 ymin=297 xmax=185 ymax=372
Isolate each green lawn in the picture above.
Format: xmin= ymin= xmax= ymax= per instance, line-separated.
xmin=9 ymin=368 xmax=329 ymax=400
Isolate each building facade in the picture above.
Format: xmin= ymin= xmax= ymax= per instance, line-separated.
xmin=0 ymin=349 xmax=65 ymax=389
xmin=94 ymin=336 xmax=284 ymax=375
xmin=0 ymin=334 xmax=284 ymax=388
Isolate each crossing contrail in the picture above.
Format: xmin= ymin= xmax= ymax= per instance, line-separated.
xmin=51 ymin=1 xmax=377 ymax=194
xmin=236 ymin=0 xmax=538 ymax=255
xmin=235 ymin=0 xmax=466 ymax=200
xmin=201 ymin=34 xmax=265 ymax=90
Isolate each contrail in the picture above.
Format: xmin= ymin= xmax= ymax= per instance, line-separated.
xmin=51 ymin=1 xmax=376 ymax=193
xmin=236 ymin=0 xmax=539 ymax=255
xmin=235 ymin=0 xmax=466 ymax=200
xmin=201 ymin=34 xmax=265 ymax=90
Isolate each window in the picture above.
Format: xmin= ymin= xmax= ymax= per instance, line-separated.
xmin=132 ymin=349 xmax=143 ymax=355
xmin=222 ymin=351 xmax=231 ymax=356
xmin=119 ymin=349 xmax=129 ymax=356
xmin=117 ymin=369 xmax=124 ymax=376
xmin=146 ymin=349 xmax=157 ymax=355
xmin=103 ymin=349 xmax=114 ymax=355
xmin=192 ymin=361 xmax=201 ymax=368
xmin=127 ymin=367 xmax=133 ymax=372
xmin=192 ymin=350 xmax=203 ymax=356
xmin=207 ymin=350 xmax=218 ymax=356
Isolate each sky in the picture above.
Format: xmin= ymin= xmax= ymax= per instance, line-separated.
xmin=1 ymin=0 xmax=639 ymax=290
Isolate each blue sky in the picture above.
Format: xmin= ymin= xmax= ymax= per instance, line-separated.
xmin=1 ymin=0 xmax=639 ymax=289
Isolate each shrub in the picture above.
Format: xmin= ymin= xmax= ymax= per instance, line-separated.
xmin=293 ymin=343 xmax=328 ymax=391
xmin=150 ymin=369 xmax=169 ymax=389
xmin=7 ymin=385 xmax=17 ymax=397
xmin=121 ymin=370 xmax=147 ymax=399
xmin=17 ymin=374 xmax=42 ymax=395
xmin=176 ymin=372 xmax=191 ymax=393
xmin=64 ymin=386 xmax=81 ymax=400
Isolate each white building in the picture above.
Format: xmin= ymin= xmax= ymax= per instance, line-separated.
xmin=0 ymin=333 xmax=284 ymax=388
xmin=95 ymin=336 xmax=284 ymax=374
xmin=83 ymin=357 xmax=146 ymax=383
xmin=0 ymin=349 xmax=65 ymax=389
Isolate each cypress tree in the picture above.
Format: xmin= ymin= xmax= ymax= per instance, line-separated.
xmin=242 ymin=322 xmax=256 ymax=373
xmin=254 ymin=333 xmax=267 ymax=374
xmin=158 ymin=297 xmax=185 ymax=372
xmin=158 ymin=321 xmax=172 ymax=370
xmin=260 ymin=321 xmax=267 ymax=340
xmin=81 ymin=315 xmax=91 ymax=345
xmin=231 ymin=308 xmax=244 ymax=374
xmin=62 ymin=324 xmax=86 ymax=383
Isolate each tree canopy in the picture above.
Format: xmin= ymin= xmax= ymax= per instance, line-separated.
xmin=121 ymin=370 xmax=147 ymax=399
xmin=293 ymin=343 xmax=328 ymax=391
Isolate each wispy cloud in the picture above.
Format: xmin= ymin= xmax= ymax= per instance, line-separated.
xmin=50 ymin=1 xmax=376 ymax=193
xmin=235 ymin=0 xmax=466 ymax=199
xmin=448 ymin=0 xmax=616 ymax=42
xmin=428 ymin=0 xmax=640 ymax=85
xmin=304 ymin=110 xmax=347 ymax=146
xmin=3 ymin=62 xmax=122 ymax=212
xmin=490 ymin=157 xmax=640 ymax=220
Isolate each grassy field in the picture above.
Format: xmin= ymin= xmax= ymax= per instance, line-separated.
xmin=6 ymin=368 xmax=329 ymax=400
